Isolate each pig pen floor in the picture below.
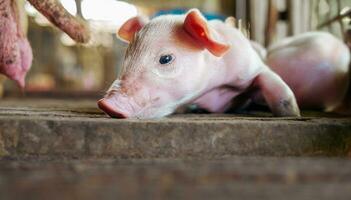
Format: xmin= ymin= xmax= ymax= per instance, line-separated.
xmin=0 ymin=98 xmax=351 ymax=199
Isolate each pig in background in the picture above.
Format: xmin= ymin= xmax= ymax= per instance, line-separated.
xmin=0 ymin=0 xmax=90 ymax=88
xmin=98 ymin=9 xmax=300 ymax=119
xmin=250 ymin=33 xmax=350 ymax=114
xmin=0 ymin=0 xmax=32 ymax=88
xmin=266 ymin=32 xmax=350 ymax=114
xmin=247 ymin=33 xmax=350 ymax=114
xmin=98 ymin=9 xmax=350 ymax=119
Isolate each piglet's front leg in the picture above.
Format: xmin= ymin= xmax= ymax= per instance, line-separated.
xmin=254 ymin=69 xmax=300 ymax=117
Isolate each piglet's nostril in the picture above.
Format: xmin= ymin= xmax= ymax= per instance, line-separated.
xmin=98 ymin=99 xmax=128 ymax=119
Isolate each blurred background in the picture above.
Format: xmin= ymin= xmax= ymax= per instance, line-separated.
xmin=0 ymin=0 xmax=350 ymax=99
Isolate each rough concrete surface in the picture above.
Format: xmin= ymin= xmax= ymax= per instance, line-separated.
xmin=0 ymin=98 xmax=350 ymax=158
xmin=1 ymin=157 xmax=351 ymax=200
xmin=1 ymin=99 xmax=351 ymax=199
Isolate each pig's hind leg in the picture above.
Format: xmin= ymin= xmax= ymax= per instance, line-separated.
xmin=253 ymin=69 xmax=301 ymax=117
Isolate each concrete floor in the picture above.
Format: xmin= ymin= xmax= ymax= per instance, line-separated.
xmin=1 ymin=157 xmax=351 ymax=200
xmin=0 ymin=98 xmax=351 ymax=199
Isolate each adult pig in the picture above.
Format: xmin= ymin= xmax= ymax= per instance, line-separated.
xmin=0 ymin=0 xmax=32 ymax=88
xmin=98 ymin=9 xmax=300 ymax=119
xmin=266 ymin=32 xmax=350 ymax=112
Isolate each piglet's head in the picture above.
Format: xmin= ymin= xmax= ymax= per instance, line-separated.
xmin=98 ymin=9 xmax=230 ymax=119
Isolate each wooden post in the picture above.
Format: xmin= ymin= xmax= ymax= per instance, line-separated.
xmin=235 ymin=0 xmax=247 ymax=22
xmin=249 ymin=0 xmax=256 ymax=41
xmin=326 ymin=0 xmax=333 ymax=33
xmin=337 ymin=0 xmax=346 ymax=40
xmin=309 ymin=0 xmax=315 ymax=30
xmin=265 ymin=0 xmax=278 ymax=47
xmin=75 ymin=0 xmax=82 ymax=17
xmin=287 ymin=0 xmax=293 ymax=36
xmin=220 ymin=0 xmax=236 ymax=17
xmin=300 ymin=0 xmax=310 ymax=33
xmin=246 ymin=0 xmax=252 ymax=39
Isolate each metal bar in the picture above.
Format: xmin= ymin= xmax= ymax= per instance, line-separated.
xmin=337 ymin=0 xmax=346 ymax=40
xmin=317 ymin=9 xmax=351 ymax=29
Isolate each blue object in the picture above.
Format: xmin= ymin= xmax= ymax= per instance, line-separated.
xmin=153 ymin=8 xmax=226 ymax=21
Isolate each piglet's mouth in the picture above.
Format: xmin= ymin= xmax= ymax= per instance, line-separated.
xmin=98 ymin=98 xmax=129 ymax=119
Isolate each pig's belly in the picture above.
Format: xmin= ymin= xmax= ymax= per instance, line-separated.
xmin=266 ymin=48 xmax=349 ymax=111
xmin=193 ymin=86 xmax=239 ymax=113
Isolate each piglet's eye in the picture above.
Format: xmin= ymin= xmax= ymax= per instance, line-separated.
xmin=159 ymin=54 xmax=174 ymax=65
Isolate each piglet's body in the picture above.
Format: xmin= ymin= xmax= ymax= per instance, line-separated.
xmin=98 ymin=9 xmax=300 ymax=119
xmin=266 ymin=32 xmax=350 ymax=112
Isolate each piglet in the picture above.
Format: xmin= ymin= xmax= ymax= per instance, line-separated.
xmin=98 ymin=9 xmax=300 ymax=119
xmin=266 ymin=32 xmax=350 ymax=112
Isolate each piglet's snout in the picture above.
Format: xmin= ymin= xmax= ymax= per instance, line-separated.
xmin=98 ymin=92 xmax=133 ymax=119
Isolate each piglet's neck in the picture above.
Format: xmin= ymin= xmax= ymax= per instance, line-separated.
xmin=200 ymin=51 xmax=230 ymax=90
xmin=204 ymin=42 xmax=266 ymax=92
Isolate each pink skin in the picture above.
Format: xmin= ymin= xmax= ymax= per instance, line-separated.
xmin=266 ymin=32 xmax=350 ymax=112
xmin=250 ymin=41 xmax=267 ymax=60
xmin=1 ymin=0 xmax=89 ymax=88
xmin=0 ymin=0 xmax=32 ymax=88
xmin=98 ymin=9 xmax=300 ymax=119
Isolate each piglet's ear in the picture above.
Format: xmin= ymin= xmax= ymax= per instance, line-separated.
xmin=183 ymin=9 xmax=230 ymax=57
xmin=117 ymin=16 xmax=149 ymax=43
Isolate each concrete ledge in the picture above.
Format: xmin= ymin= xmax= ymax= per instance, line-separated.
xmin=0 ymin=99 xmax=351 ymax=158
xmin=1 ymin=157 xmax=351 ymax=200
